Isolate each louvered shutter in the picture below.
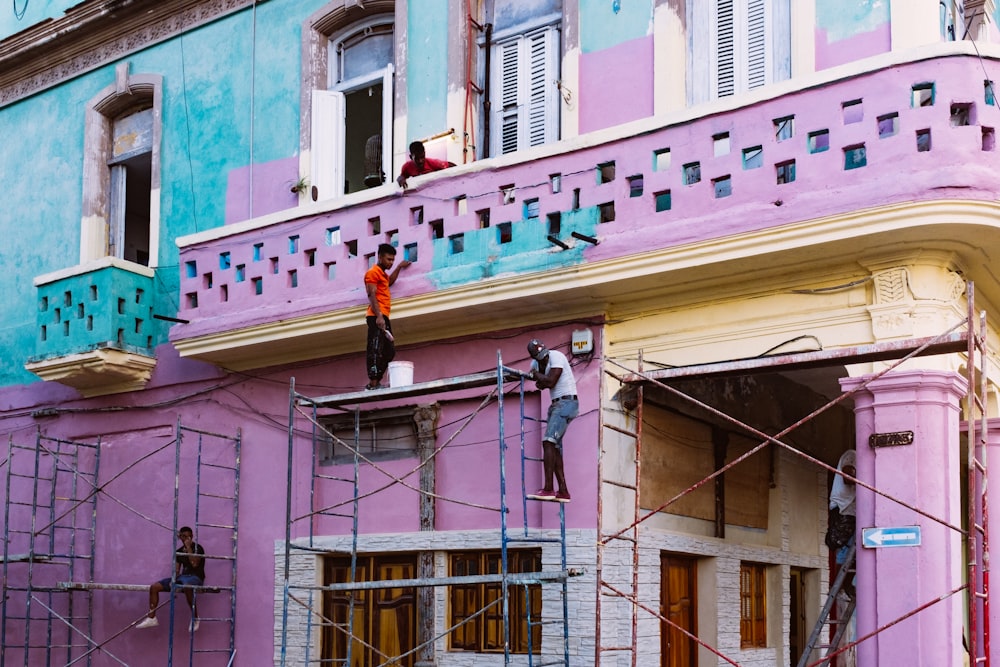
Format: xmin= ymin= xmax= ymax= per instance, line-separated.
xmin=715 ymin=0 xmax=736 ymax=97
xmin=491 ymin=26 xmax=560 ymax=156
xmin=745 ymin=0 xmax=767 ymax=90
xmin=498 ymin=39 xmax=521 ymax=155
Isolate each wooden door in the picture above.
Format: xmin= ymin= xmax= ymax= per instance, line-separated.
xmin=661 ymin=554 xmax=697 ymax=667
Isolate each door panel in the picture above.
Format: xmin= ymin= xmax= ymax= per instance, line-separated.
xmin=661 ymin=554 xmax=697 ymax=667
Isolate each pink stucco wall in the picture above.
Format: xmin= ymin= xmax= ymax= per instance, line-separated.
xmin=579 ymin=35 xmax=655 ymax=134
xmin=226 ymin=156 xmax=300 ymax=224
xmin=815 ymin=25 xmax=891 ymax=71
xmin=0 ymin=321 xmax=599 ymax=663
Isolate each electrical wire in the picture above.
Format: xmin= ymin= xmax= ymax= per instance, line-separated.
xmin=13 ymin=0 xmax=27 ymax=21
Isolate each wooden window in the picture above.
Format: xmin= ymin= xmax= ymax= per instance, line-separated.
xmin=490 ymin=26 xmax=560 ymax=156
xmin=449 ymin=550 xmax=542 ymax=653
xmin=740 ymin=562 xmax=767 ymax=648
xmin=319 ymin=407 xmax=420 ymax=463
xmin=322 ymin=553 xmax=417 ymax=666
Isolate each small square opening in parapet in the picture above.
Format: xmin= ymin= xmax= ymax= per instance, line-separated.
xmin=253 ymin=243 xmax=263 ymax=261
xmin=500 ymin=184 xmax=516 ymax=205
xmin=410 ymin=207 xmax=424 ymax=226
xmin=983 ymin=127 xmax=995 ymax=152
xmin=917 ymin=128 xmax=932 ymax=152
xmin=911 ymin=83 xmax=935 ymax=107
xmin=599 ymin=202 xmax=615 ymax=223
xmin=598 ymin=161 xmax=616 ymax=184
xmin=776 ymin=160 xmax=796 ymax=184
xmin=842 ymin=99 xmax=863 ymax=124
xmin=807 ymin=130 xmax=829 ymax=154
xmin=713 ymin=176 xmax=731 ymax=198
xmin=449 ymin=234 xmax=465 ymax=254
xmin=986 ymin=80 xmax=996 ymax=106
xmin=236 ymin=265 xmax=246 ymax=282
xmin=654 ymin=190 xmax=671 ymax=212
xmin=498 ymin=222 xmax=512 ymax=244
xmin=455 ymin=196 xmax=467 ymax=216
xmin=877 ymin=113 xmax=899 ymax=138
xmin=404 ymin=243 xmax=419 ymax=262
xmin=547 ymin=212 xmax=561 ymax=235
xmin=653 ymin=148 xmax=671 ymax=171
xmin=326 ymin=227 xmax=341 ymax=246
xmin=524 ymin=198 xmax=540 ymax=219
xmin=950 ymin=103 xmax=973 ymax=127
xmin=628 ymin=175 xmax=643 ymax=197
xmin=369 ymin=217 xmax=381 ymax=235
xmin=773 ymin=115 xmax=794 ymax=141
xmin=550 ymin=173 xmax=562 ymax=193
xmin=683 ymin=163 xmax=701 ymax=185
xmin=843 ymin=145 xmax=867 ymax=170
xmin=430 ymin=220 xmax=445 ymax=239
xmin=477 ymin=209 xmax=491 ymax=228
xmin=713 ymin=133 xmax=730 ymax=156
xmin=742 ymin=146 xmax=763 ymax=169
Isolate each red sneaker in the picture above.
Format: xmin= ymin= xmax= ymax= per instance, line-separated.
xmin=527 ymin=488 xmax=556 ymax=500
xmin=554 ymin=490 xmax=571 ymax=503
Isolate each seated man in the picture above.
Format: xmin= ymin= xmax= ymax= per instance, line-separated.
xmin=136 ymin=526 xmax=205 ymax=632
xmin=396 ymin=140 xmax=455 ymax=188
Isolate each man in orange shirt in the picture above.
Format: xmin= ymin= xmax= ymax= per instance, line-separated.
xmin=364 ymin=243 xmax=410 ymax=389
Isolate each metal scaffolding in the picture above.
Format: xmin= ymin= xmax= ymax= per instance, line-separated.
xmin=0 ymin=420 xmax=241 ymax=667
xmin=282 ymin=353 xmax=577 ymax=666
xmin=595 ymin=282 xmax=991 ymax=667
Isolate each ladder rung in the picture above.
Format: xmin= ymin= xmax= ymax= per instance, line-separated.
xmin=603 ymin=479 xmax=637 ymax=490
xmin=603 ymin=423 xmax=638 ymax=438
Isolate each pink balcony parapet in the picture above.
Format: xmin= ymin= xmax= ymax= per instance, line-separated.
xmin=172 ymin=54 xmax=1000 ymax=346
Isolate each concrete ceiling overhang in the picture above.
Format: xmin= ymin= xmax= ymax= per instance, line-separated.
xmin=171 ymin=199 xmax=1000 ymax=371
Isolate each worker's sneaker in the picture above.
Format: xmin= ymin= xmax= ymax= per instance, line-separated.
xmin=136 ymin=617 xmax=159 ymax=629
xmin=190 ymin=619 xmax=200 ymax=633
xmin=527 ymin=488 xmax=556 ymax=501
xmin=554 ymin=490 xmax=572 ymax=503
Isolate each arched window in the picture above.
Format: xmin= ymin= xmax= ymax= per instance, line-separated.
xmin=304 ymin=5 xmax=396 ymax=200
xmin=81 ymin=65 xmax=161 ymax=267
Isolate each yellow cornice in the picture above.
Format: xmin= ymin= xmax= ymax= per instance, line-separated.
xmin=172 ymin=199 xmax=1000 ymax=370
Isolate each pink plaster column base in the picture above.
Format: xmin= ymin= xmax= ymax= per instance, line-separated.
xmin=840 ymin=370 xmax=966 ymax=667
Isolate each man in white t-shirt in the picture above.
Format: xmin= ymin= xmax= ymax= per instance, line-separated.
xmin=525 ymin=339 xmax=578 ymax=502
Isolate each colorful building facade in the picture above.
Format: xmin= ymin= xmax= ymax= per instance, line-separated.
xmin=1 ymin=0 xmax=999 ymax=665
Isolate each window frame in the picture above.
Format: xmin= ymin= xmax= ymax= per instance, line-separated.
xmin=81 ymin=66 xmax=162 ymax=268
xmin=301 ymin=3 xmax=398 ymax=200
xmin=448 ymin=549 xmax=542 ymax=654
xmin=688 ymin=0 xmax=790 ymax=105
xmin=739 ymin=561 xmax=768 ymax=648
xmin=487 ymin=22 xmax=561 ymax=157
xmin=318 ymin=405 xmax=420 ymax=464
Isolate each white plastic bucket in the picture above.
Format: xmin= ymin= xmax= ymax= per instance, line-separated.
xmin=388 ymin=361 xmax=414 ymax=387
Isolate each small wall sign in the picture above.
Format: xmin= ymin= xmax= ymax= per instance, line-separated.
xmin=869 ymin=430 xmax=914 ymax=448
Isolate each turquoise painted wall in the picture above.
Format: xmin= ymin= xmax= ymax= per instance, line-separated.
xmin=1 ymin=0 xmax=74 ymax=40
xmin=579 ymin=0 xmax=652 ymax=54
xmin=0 ymin=0 xmax=325 ymax=386
xmin=816 ymin=0 xmax=889 ymax=41
xmin=405 ymin=0 xmax=449 ymax=142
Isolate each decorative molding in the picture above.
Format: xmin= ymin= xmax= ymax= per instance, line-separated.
xmin=0 ymin=0 xmax=258 ymax=108
xmin=25 ymin=348 xmax=157 ymax=397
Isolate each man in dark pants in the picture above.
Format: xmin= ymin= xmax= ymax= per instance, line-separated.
xmin=525 ymin=339 xmax=578 ymax=502
xmin=364 ymin=243 xmax=410 ymax=389
xmin=136 ymin=526 xmax=205 ymax=632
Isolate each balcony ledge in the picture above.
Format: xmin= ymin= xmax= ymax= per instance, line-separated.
xmin=25 ymin=348 xmax=157 ymax=397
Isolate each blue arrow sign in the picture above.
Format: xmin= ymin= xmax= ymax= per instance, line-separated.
xmin=861 ymin=526 xmax=921 ymax=548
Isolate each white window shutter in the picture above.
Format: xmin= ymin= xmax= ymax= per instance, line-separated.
xmin=491 ymin=26 xmax=559 ymax=156
xmin=745 ymin=0 xmax=768 ymax=90
xmin=711 ymin=0 xmax=774 ymax=99
xmin=715 ymin=0 xmax=736 ymax=98
xmin=526 ymin=28 xmax=559 ymax=148
xmin=109 ymin=164 xmax=126 ymax=258
xmin=497 ymin=39 xmax=521 ymax=155
xmin=381 ymin=64 xmax=394 ymax=186
xmin=310 ymin=89 xmax=345 ymax=200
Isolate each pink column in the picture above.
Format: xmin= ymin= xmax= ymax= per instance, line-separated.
xmin=840 ymin=370 xmax=966 ymax=667
xmin=974 ymin=417 xmax=1000 ymax=664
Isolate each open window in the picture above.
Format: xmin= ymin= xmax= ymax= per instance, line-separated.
xmin=311 ymin=17 xmax=395 ymax=200
xmin=81 ymin=66 xmax=161 ymax=267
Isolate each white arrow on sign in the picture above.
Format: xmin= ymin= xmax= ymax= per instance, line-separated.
xmin=861 ymin=525 xmax=921 ymax=548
